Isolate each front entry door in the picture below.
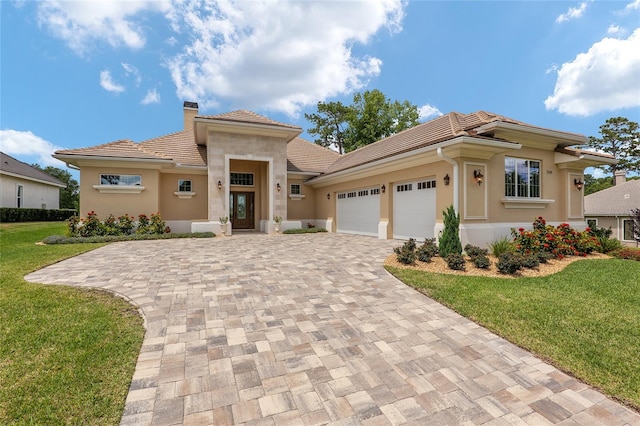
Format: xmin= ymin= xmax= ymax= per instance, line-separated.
xmin=230 ymin=192 xmax=255 ymax=230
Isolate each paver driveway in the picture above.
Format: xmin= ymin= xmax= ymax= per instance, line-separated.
xmin=26 ymin=233 xmax=638 ymax=425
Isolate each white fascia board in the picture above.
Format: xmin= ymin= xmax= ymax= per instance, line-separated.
xmin=53 ymin=154 xmax=174 ymax=164
xmin=475 ymin=121 xmax=586 ymax=145
xmin=0 ymin=170 xmax=66 ymax=188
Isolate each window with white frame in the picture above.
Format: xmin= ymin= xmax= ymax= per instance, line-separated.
xmin=16 ymin=184 xmax=23 ymax=208
xmin=290 ymin=184 xmax=301 ymax=195
xmin=586 ymin=218 xmax=598 ymax=229
xmin=505 ymin=157 xmax=540 ymax=198
xmin=100 ymin=174 xmax=141 ymax=186
xmin=178 ymin=179 xmax=192 ymax=192
xmin=230 ymin=172 xmax=254 ymax=186
xmin=623 ymin=219 xmax=635 ymax=241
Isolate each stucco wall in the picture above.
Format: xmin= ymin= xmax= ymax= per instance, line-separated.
xmin=159 ymin=173 xmax=208 ymax=220
xmin=0 ymin=175 xmax=60 ymax=209
xmin=79 ymin=167 xmax=160 ymax=218
xmin=286 ymin=178 xmax=316 ymax=221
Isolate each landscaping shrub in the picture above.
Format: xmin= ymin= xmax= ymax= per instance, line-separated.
xmin=136 ymin=214 xmax=151 ymax=234
xmin=489 ymin=236 xmax=514 ymax=257
xmin=520 ymin=254 xmax=540 ymax=269
xmin=439 ymin=205 xmax=462 ymax=257
xmin=0 ymin=207 xmax=76 ymax=222
xmin=611 ymin=247 xmax=640 ymax=262
xmin=394 ymin=239 xmax=417 ymax=265
xmin=282 ymin=228 xmax=328 ymax=234
xmin=597 ymin=236 xmax=622 ymax=254
xmin=416 ymin=238 xmax=438 ymax=262
xmin=68 ymin=212 xmax=169 ymax=237
xmin=536 ymin=251 xmax=553 ymax=264
xmin=42 ymin=232 xmax=214 ymax=245
xmin=445 ymin=253 xmax=466 ymax=271
xmin=473 ymin=254 xmax=491 ymax=269
xmin=79 ymin=211 xmax=104 ymax=237
xmin=464 ymin=244 xmax=488 ymax=259
xmin=496 ymin=252 xmax=523 ymax=275
xmin=512 ymin=217 xmax=598 ymax=259
xmin=117 ymin=214 xmax=135 ymax=235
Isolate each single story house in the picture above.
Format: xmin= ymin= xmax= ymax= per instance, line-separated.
xmin=53 ymin=102 xmax=615 ymax=246
xmin=585 ymin=171 xmax=639 ymax=247
xmin=1 ymin=152 xmax=65 ymax=209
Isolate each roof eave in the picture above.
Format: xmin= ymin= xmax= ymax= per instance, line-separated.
xmin=475 ymin=121 xmax=586 ymax=146
xmin=0 ymin=170 xmax=66 ymax=188
xmin=194 ymin=117 xmax=302 ymax=144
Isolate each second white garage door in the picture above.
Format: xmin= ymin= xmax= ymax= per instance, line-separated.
xmin=336 ymin=187 xmax=380 ymax=236
xmin=393 ymin=179 xmax=437 ymax=240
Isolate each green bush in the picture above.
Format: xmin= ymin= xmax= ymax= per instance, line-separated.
xmin=611 ymin=247 xmax=640 ymax=261
xmin=497 ymin=252 xmax=523 ymax=275
xmin=282 ymin=228 xmax=328 ymax=234
xmin=394 ymin=239 xmax=417 ymax=265
xmin=512 ymin=217 xmax=598 ymax=259
xmin=536 ymin=251 xmax=553 ymax=264
xmin=521 ymin=254 xmax=540 ymax=269
xmin=489 ymin=236 xmax=514 ymax=257
xmin=416 ymin=238 xmax=438 ymax=262
xmin=42 ymin=232 xmax=215 ymax=245
xmin=473 ymin=254 xmax=491 ymax=269
xmin=445 ymin=253 xmax=466 ymax=271
xmin=0 ymin=207 xmax=76 ymax=222
xmin=597 ymin=237 xmax=622 ymax=253
xmin=439 ymin=205 xmax=462 ymax=257
xmin=464 ymin=244 xmax=488 ymax=259
xmin=68 ymin=212 xmax=168 ymax=237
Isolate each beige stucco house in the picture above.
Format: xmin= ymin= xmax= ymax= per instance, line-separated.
xmin=1 ymin=152 xmax=65 ymax=209
xmin=585 ymin=171 xmax=639 ymax=247
xmin=53 ymin=102 xmax=615 ymax=246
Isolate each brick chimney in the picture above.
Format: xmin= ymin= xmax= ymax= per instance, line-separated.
xmin=614 ymin=170 xmax=626 ymax=186
xmin=183 ymin=101 xmax=198 ymax=130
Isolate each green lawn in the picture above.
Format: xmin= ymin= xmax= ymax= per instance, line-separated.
xmin=387 ymin=259 xmax=640 ymax=410
xmin=0 ymin=222 xmax=145 ymax=425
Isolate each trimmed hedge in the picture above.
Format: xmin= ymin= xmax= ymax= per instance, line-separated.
xmin=42 ymin=232 xmax=215 ymax=245
xmin=0 ymin=208 xmax=77 ymax=223
xmin=282 ymin=228 xmax=328 ymax=234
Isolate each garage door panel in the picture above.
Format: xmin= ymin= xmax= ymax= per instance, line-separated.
xmin=393 ymin=180 xmax=436 ymax=240
xmin=337 ymin=188 xmax=380 ymax=236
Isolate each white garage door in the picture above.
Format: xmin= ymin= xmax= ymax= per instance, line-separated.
xmin=336 ymin=187 xmax=380 ymax=236
xmin=393 ymin=179 xmax=437 ymax=240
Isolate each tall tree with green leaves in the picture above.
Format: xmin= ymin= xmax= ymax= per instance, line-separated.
xmin=585 ymin=117 xmax=640 ymax=179
xmin=31 ymin=164 xmax=79 ymax=210
xmin=305 ymin=89 xmax=420 ymax=154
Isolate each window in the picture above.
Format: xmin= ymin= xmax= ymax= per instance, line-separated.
xmin=230 ymin=172 xmax=254 ymax=186
xmin=396 ymin=184 xmax=412 ymax=192
xmin=586 ymin=219 xmax=598 ymax=229
xmin=371 ymin=188 xmax=380 ymax=195
xmin=178 ymin=179 xmax=192 ymax=192
xmin=337 ymin=193 xmax=346 ymax=199
xmin=100 ymin=174 xmax=141 ymax=186
xmin=505 ymin=157 xmax=540 ymax=198
xmin=290 ymin=184 xmax=301 ymax=195
xmin=418 ymin=180 xmax=436 ymax=190
xmin=623 ymin=219 xmax=635 ymax=241
xmin=16 ymin=184 xmax=23 ymax=208
xmin=358 ymin=190 xmax=369 ymax=197
xmin=347 ymin=192 xmax=357 ymax=198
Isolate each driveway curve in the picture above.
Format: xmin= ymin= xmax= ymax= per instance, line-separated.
xmin=26 ymin=233 xmax=638 ymax=425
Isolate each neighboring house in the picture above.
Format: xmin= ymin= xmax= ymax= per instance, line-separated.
xmin=53 ymin=102 xmax=615 ymax=246
xmin=0 ymin=152 xmax=65 ymax=209
xmin=585 ymin=171 xmax=640 ymax=247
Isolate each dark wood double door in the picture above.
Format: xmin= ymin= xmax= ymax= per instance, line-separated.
xmin=230 ymin=192 xmax=255 ymax=230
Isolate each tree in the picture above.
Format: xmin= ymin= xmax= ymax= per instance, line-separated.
xmin=305 ymin=89 xmax=420 ymax=154
xmin=585 ymin=117 xmax=640 ymax=179
xmin=32 ymin=164 xmax=79 ymax=210
xmin=438 ymin=205 xmax=462 ymax=257
xmin=583 ymin=174 xmax=613 ymax=195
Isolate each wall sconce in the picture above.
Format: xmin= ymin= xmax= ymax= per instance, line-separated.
xmin=443 ymin=174 xmax=450 ymax=186
xmin=574 ymin=178 xmax=584 ymax=191
xmin=473 ymin=169 xmax=484 ymax=186
xmin=381 ymin=184 xmax=386 ymax=193
xmin=276 ymin=182 xmax=281 ymax=192
xmin=327 ymin=193 xmax=330 ymax=200
xmin=217 ymin=180 xmax=222 ymax=190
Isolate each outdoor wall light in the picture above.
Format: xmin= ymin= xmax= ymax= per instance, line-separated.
xmin=381 ymin=184 xmax=386 ymax=193
xmin=276 ymin=182 xmax=281 ymax=192
xmin=217 ymin=180 xmax=222 ymax=190
xmin=443 ymin=174 xmax=450 ymax=186
xmin=574 ymin=178 xmax=584 ymax=191
xmin=327 ymin=193 xmax=330 ymax=200
xmin=473 ymin=169 xmax=484 ymax=186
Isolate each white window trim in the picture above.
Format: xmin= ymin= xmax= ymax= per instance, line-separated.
xmin=622 ymin=219 xmax=635 ymax=242
xmin=504 ymin=156 xmax=541 ymax=199
xmin=174 ymin=191 xmax=196 ymax=199
xmin=229 ymin=172 xmax=255 ymax=187
xmin=93 ymin=184 xmax=145 ymax=194
xmin=289 ymin=183 xmax=305 ymax=200
xmin=501 ymin=198 xmax=555 ymax=209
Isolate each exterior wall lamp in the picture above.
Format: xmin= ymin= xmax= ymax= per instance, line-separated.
xmin=381 ymin=184 xmax=386 ymax=193
xmin=443 ymin=174 xmax=450 ymax=186
xmin=276 ymin=182 xmax=281 ymax=192
xmin=217 ymin=180 xmax=222 ymax=190
xmin=473 ymin=169 xmax=484 ymax=185
xmin=327 ymin=193 xmax=330 ymax=200
xmin=574 ymin=178 xmax=584 ymax=191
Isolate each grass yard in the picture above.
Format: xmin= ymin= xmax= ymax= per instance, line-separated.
xmin=387 ymin=259 xmax=640 ymax=411
xmin=0 ymin=222 xmax=145 ymax=424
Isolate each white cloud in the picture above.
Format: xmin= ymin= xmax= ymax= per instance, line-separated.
xmin=141 ymin=88 xmax=160 ymax=105
xmin=36 ymin=0 xmax=170 ymax=54
xmin=545 ymin=64 xmax=559 ymax=74
xmin=625 ymin=0 xmax=640 ymax=11
xmin=556 ymin=2 xmax=588 ymax=23
xmin=165 ymin=0 xmax=405 ymax=116
xmin=0 ymin=129 xmax=65 ymax=167
xmin=122 ymin=63 xmax=141 ymax=86
xmin=418 ymin=104 xmax=443 ymax=121
xmin=99 ymin=70 xmax=125 ymax=93
xmin=544 ymin=29 xmax=640 ymax=116
xmin=607 ymin=25 xmax=622 ymax=35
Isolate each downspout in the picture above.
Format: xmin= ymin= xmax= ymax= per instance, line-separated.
xmin=437 ymin=147 xmax=459 ymax=212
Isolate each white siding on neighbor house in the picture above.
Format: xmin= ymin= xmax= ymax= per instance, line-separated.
xmin=0 ymin=175 xmax=61 ymax=209
xmin=393 ymin=180 xmax=437 ymax=240
xmin=336 ymin=188 xmax=380 ymax=236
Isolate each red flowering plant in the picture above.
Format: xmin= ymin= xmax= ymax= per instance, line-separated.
xmin=79 ymin=211 xmax=104 ymax=237
xmin=512 ymin=217 xmax=598 ymax=259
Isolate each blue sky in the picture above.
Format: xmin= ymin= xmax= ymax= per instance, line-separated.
xmin=1 ymin=1 xmax=639 ymax=180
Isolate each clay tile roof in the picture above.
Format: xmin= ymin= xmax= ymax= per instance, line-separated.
xmin=0 ymin=151 xmax=65 ymax=186
xmin=287 ymin=138 xmax=341 ymax=173
xmin=55 ymin=139 xmax=171 ymax=161
xmin=139 ymin=129 xmax=206 ymax=167
xmin=585 ymin=179 xmax=640 ymax=216
xmin=322 ymin=111 xmax=519 ymax=175
xmin=556 ymin=146 xmax=616 ymax=160
xmin=198 ymin=110 xmax=301 ymax=130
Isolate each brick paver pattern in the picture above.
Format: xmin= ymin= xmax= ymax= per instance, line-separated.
xmin=25 ymin=234 xmax=639 ymax=425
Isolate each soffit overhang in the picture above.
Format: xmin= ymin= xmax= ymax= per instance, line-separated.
xmin=194 ymin=118 xmax=302 ymax=145
xmin=53 ymin=154 xmax=175 ymax=170
xmin=475 ymin=121 xmax=586 ymax=150
xmin=554 ymin=152 xmax=618 ymax=170
xmin=0 ymin=170 xmax=66 ymax=188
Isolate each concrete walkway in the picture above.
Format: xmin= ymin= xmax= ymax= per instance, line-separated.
xmin=25 ymin=233 xmax=638 ymax=425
